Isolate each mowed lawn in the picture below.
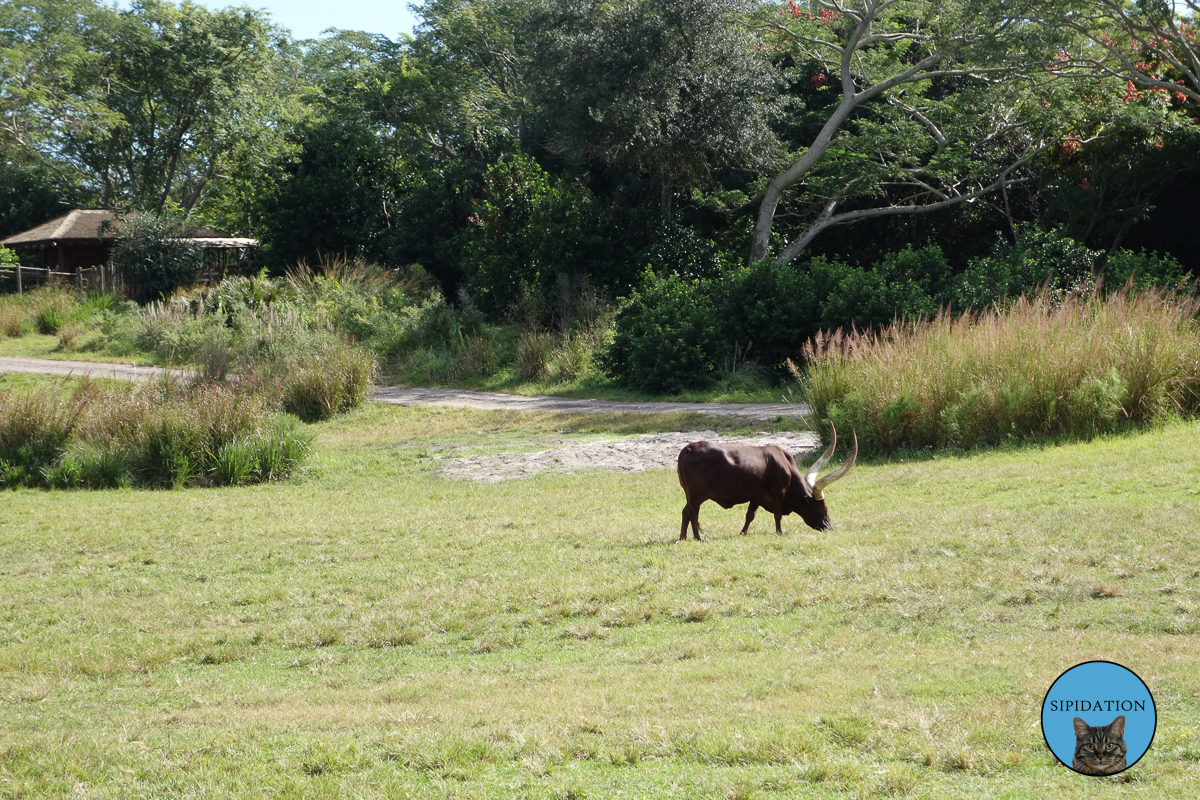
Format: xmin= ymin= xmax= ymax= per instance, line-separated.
xmin=2 ymin=398 xmax=1199 ymax=799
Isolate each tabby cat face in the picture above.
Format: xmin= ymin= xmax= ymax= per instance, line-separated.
xmin=1072 ymin=715 xmax=1128 ymax=775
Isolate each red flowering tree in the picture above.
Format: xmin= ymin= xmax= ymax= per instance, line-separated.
xmin=1042 ymin=0 xmax=1199 ymax=110
xmin=1037 ymin=19 xmax=1200 ymax=253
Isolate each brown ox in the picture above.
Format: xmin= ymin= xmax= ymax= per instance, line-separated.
xmin=676 ymin=424 xmax=857 ymax=541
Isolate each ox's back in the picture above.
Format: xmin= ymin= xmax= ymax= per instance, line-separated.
xmin=677 ymin=442 xmax=804 ymax=511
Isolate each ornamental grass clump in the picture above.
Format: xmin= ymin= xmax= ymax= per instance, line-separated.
xmin=0 ymin=378 xmax=311 ymax=490
xmin=795 ymin=287 xmax=1200 ymax=453
xmin=257 ymin=333 xmax=377 ymax=421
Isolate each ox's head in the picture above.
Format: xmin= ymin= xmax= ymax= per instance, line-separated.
xmin=792 ymin=423 xmax=857 ymax=530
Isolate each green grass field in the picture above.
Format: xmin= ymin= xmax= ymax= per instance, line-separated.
xmin=2 ymin=393 xmax=1199 ymax=798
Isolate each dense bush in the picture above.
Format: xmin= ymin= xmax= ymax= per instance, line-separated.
xmin=601 ymin=271 xmax=718 ymax=394
xmin=797 ymin=287 xmax=1200 ymax=453
xmin=0 ymin=378 xmax=311 ymax=490
xmin=603 ymin=227 xmax=1190 ymax=393
xmin=109 ymin=213 xmax=205 ymax=304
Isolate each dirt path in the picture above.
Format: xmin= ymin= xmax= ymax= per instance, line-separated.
xmin=0 ymin=355 xmax=188 ymax=383
xmin=371 ymin=386 xmax=808 ymax=420
xmin=441 ymin=430 xmax=821 ymax=483
xmin=1 ymin=356 xmax=811 ymax=420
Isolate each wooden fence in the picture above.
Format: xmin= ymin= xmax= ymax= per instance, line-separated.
xmin=0 ymin=263 xmax=121 ymax=294
xmin=0 ymin=259 xmax=246 ymax=296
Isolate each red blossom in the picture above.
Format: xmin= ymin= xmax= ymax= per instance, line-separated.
xmin=810 ymin=73 xmax=828 ymax=88
xmin=1079 ymin=178 xmax=1092 ymax=191
xmin=1122 ymin=80 xmax=1141 ymax=104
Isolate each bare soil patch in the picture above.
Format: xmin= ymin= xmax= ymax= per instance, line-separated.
xmin=441 ymin=430 xmax=821 ymax=482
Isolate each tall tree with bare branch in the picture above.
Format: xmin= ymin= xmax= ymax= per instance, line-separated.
xmin=748 ymin=0 xmax=1071 ymax=265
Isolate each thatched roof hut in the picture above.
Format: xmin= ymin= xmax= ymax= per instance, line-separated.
xmin=1 ymin=209 xmax=257 ymax=271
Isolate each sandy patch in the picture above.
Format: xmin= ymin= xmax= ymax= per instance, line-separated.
xmin=441 ymin=431 xmax=822 ymax=483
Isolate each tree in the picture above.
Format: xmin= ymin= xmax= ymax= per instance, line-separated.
xmin=251 ymin=112 xmax=405 ymax=270
xmin=1046 ymin=0 xmax=1200 ymax=106
xmin=1034 ymin=77 xmax=1200 ymax=253
xmin=1 ymin=0 xmax=287 ymax=216
xmin=748 ymin=0 xmax=1068 ymax=265
xmin=82 ymin=1 xmax=284 ymax=214
xmin=407 ymin=0 xmax=529 ymax=152
xmin=0 ymin=0 xmax=117 ymax=194
xmin=0 ymin=164 xmax=70 ymax=238
xmin=525 ymin=0 xmax=781 ymax=215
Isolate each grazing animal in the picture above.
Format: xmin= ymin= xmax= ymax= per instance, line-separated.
xmin=675 ymin=424 xmax=857 ymax=541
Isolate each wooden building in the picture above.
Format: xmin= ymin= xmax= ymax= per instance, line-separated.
xmin=0 ymin=209 xmax=257 ymax=292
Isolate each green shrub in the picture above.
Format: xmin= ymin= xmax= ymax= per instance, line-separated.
xmin=42 ymin=455 xmax=84 ymax=489
xmin=603 ymin=230 xmax=1191 ymax=393
xmin=551 ymin=326 xmax=605 ymax=382
xmin=516 ymin=329 xmax=552 ymax=380
xmin=603 ymin=247 xmax=952 ymax=392
xmin=250 ymin=416 xmax=312 ymax=482
xmin=109 ymin=213 xmax=204 ymax=304
xmin=0 ymin=297 xmax=23 ymax=337
xmin=463 ymin=152 xmax=608 ymax=318
xmin=35 ymin=305 xmax=67 ymax=335
xmin=951 ymin=226 xmax=1100 ymax=310
xmin=715 ymin=342 xmax=771 ymax=394
xmin=268 ymin=336 xmax=377 ymax=421
xmin=70 ymin=443 xmax=132 ymax=489
xmin=22 ymin=284 xmax=77 ymax=335
xmin=211 ymin=439 xmax=256 ymax=486
xmin=1101 ymin=250 xmax=1188 ymax=292
xmin=602 ymin=270 xmax=718 ymax=394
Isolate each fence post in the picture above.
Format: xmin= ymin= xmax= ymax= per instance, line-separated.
xmin=15 ymin=262 xmax=21 ymax=294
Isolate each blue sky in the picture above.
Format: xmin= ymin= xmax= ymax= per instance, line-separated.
xmin=156 ymin=1 xmax=421 ymax=40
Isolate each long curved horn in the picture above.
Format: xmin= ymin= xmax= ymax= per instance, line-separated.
xmin=812 ymin=429 xmax=857 ymax=500
xmin=805 ymin=422 xmax=837 ymax=490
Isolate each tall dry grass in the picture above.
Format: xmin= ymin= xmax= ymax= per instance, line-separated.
xmin=285 ymin=254 xmax=428 ymax=300
xmin=795 ymin=287 xmax=1200 ymax=452
xmin=0 ymin=378 xmax=311 ymax=489
xmin=0 ymin=284 xmax=80 ymax=337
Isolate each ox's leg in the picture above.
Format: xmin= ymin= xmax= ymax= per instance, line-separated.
xmin=680 ymin=503 xmax=702 ymax=541
xmin=773 ymin=511 xmax=784 ymax=535
xmin=740 ymin=502 xmax=758 ymax=535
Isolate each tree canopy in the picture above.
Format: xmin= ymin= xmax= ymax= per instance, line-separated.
xmin=0 ymin=0 xmax=1195 ymax=299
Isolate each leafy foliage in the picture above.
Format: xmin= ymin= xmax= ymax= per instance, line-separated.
xmin=526 ymin=0 xmax=780 ymax=212
xmin=108 ymin=213 xmax=204 ymax=304
xmin=602 ymin=271 xmax=718 ymax=394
